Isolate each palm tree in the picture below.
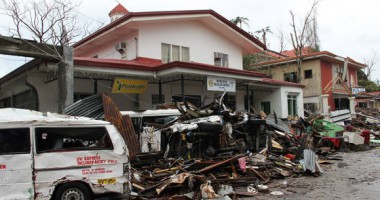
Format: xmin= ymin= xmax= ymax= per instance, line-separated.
xmin=230 ymin=16 xmax=250 ymax=29
xmin=255 ymin=26 xmax=272 ymax=47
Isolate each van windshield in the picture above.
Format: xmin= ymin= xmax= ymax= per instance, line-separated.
xmin=35 ymin=127 xmax=113 ymax=153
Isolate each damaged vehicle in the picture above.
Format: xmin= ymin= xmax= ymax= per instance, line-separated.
xmin=121 ymin=109 xmax=180 ymax=153
xmin=0 ymin=108 xmax=130 ymax=200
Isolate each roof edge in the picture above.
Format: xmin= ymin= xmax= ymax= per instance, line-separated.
xmin=73 ymin=9 xmax=266 ymax=50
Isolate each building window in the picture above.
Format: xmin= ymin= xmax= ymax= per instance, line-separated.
xmin=181 ymin=47 xmax=190 ymax=62
xmin=287 ymin=94 xmax=298 ymax=116
xmin=74 ymin=93 xmax=92 ymax=102
xmin=152 ymin=94 xmax=165 ymax=104
xmin=161 ymin=43 xmax=171 ymax=63
xmin=223 ymin=94 xmax=236 ymax=111
xmin=284 ymin=72 xmax=298 ymax=83
xmin=0 ymin=89 xmax=38 ymax=110
xmin=172 ymin=45 xmax=180 ymax=61
xmin=261 ymin=101 xmax=271 ymax=115
xmin=172 ymin=95 xmax=201 ymax=107
xmin=304 ymin=103 xmax=316 ymax=113
xmin=35 ymin=127 xmax=113 ymax=153
xmin=244 ymin=95 xmax=253 ymax=111
xmin=304 ymin=69 xmax=312 ymax=79
xmin=214 ymin=52 xmax=228 ymax=67
xmin=161 ymin=43 xmax=190 ymax=63
xmin=0 ymin=128 xmax=30 ymax=155
xmin=333 ymin=64 xmax=345 ymax=83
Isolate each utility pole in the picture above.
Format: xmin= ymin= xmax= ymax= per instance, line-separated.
xmin=0 ymin=36 xmax=74 ymax=113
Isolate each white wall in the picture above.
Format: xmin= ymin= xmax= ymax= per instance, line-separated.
xmin=280 ymin=86 xmax=304 ymax=118
xmin=77 ymin=20 xmax=245 ymax=68
xmin=27 ymin=72 xmax=59 ymax=112
xmin=81 ymin=31 xmax=139 ymax=60
xmin=253 ymin=88 xmax=282 ymax=116
xmin=252 ymin=86 xmax=304 ymax=118
xmin=138 ymin=21 xmax=243 ymax=69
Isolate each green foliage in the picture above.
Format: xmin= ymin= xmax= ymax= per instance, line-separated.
xmin=243 ymin=53 xmax=276 ymax=70
xmin=357 ymin=68 xmax=380 ymax=92
xmin=357 ymin=69 xmax=368 ymax=81
xmin=230 ymin=16 xmax=249 ymax=29
xmin=358 ymin=79 xmax=380 ymax=92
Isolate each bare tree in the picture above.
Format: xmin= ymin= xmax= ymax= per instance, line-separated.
xmin=0 ymin=0 xmax=104 ymax=113
xmin=289 ymin=0 xmax=320 ymax=82
xmin=364 ymin=49 xmax=378 ymax=80
xmin=276 ymin=28 xmax=286 ymax=52
xmin=0 ymin=0 xmax=103 ymax=60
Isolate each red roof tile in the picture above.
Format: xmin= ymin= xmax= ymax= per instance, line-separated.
xmin=108 ymin=3 xmax=129 ymax=16
xmin=253 ymin=51 xmax=366 ymax=68
xmin=261 ymin=78 xmax=305 ymax=87
xmin=281 ymin=47 xmax=315 ymax=57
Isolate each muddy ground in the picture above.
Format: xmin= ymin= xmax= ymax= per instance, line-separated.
xmin=253 ymin=148 xmax=380 ymax=200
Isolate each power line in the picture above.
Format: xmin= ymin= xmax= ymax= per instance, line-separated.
xmin=73 ymin=10 xmax=105 ymax=25
xmin=0 ymin=56 xmax=32 ymax=62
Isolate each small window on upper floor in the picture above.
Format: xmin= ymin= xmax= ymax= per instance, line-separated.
xmin=162 ymin=43 xmax=171 ymax=63
xmin=214 ymin=52 xmax=228 ymax=67
xmin=181 ymin=47 xmax=190 ymax=62
xmin=284 ymin=72 xmax=298 ymax=83
xmin=161 ymin=43 xmax=190 ymax=63
xmin=304 ymin=69 xmax=312 ymax=79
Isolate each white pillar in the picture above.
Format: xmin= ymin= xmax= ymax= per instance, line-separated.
xmin=321 ymin=94 xmax=330 ymax=119
xmin=349 ymin=96 xmax=356 ymax=118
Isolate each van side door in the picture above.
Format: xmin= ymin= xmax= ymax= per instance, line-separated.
xmin=0 ymin=127 xmax=34 ymax=199
xmin=33 ymin=126 xmax=129 ymax=198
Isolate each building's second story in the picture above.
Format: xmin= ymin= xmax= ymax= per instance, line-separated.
xmin=251 ymin=50 xmax=366 ymax=97
xmin=73 ymin=5 xmax=265 ymax=70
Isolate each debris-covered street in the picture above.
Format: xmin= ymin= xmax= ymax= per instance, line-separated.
xmin=1 ymin=1 xmax=380 ymax=199
xmin=254 ymin=149 xmax=380 ymax=200
xmin=94 ymin=93 xmax=379 ymax=200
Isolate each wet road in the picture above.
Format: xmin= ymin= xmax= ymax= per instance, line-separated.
xmin=255 ymin=148 xmax=380 ymax=200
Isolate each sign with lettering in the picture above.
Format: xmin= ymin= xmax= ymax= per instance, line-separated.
xmin=112 ymin=78 xmax=148 ymax=93
xmin=351 ymin=87 xmax=366 ymax=95
xmin=207 ymin=76 xmax=236 ymax=92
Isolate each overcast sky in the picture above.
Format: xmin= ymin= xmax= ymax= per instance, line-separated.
xmin=0 ymin=0 xmax=379 ymax=80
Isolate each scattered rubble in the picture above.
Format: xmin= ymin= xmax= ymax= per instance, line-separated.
xmin=128 ymin=93 xmax=327 ymax=199
xmin=64 ymin=93 xmax=379 ymax=199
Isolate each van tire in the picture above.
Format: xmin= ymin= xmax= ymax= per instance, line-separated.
xmin=54 ymin=182 xmax=91 ymax=200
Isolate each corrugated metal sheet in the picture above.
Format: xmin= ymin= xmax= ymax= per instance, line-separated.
xmin=102 ymin=94 xmax=140 ymax=157
xmin=64 ymin=93 xmax=140 ymax=157
xmin=64 ymin=93 xmax=104 ymax=119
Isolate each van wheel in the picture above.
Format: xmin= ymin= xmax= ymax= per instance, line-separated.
xmin=54 ymin=182 xmax=91 ymax=200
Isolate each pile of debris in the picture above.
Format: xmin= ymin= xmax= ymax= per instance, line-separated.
xmin=129 ymin=93 xmax=323 ymax=199
xmin=64 ymin=93 xmax=375 ymax=199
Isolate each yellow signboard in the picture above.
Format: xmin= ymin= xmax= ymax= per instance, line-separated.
xmin=97 ymin=178 xmax=116 ymax=185
xmin=112 ymin=78 xmax=148 ymax=93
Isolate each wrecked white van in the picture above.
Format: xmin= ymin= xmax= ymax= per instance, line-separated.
xmin=0 ymin=108 xmax=130 ymax=200
xmin=121 ymin=109 xmax=180 ymax=153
